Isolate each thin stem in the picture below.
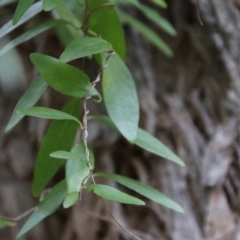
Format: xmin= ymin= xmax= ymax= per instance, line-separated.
xmin=82 ymin=50 xmax=115 ymax=183
xmin=81 ymin=50 xmax=142 ymax=240
xmin=0 ymin=207 xmax=37 ymax=222
xmin=99 ymin=198 xmax=142 ymax=240
xmin=0 ymin=187 xmax=53 ymax=222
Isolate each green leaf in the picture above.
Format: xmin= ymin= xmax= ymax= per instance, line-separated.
xmin=135 ymin=128 xmax=185 ymax=166
xmin=113 ymin=1 xmax=170 ymax=30
xmin=30 ymin=53 xmax=99 ymax=98
xmin=0 ymin=20 xmax=66 ymax=57
xmin=65 ymin=143 xmax=93 ymax=193
xmin=102 ymin=53 xmax=139 ymax=142
xmin=60 ymin=38 xmax=110 ymax=63
xmin=56 ymin=24 xmax=84 ymax=46
xmin=50 ymin=148 xmax=95 ymax=170
xmin=87 ymin=0 xmax=126 ymax=59
xmin=89 ymin=115 xmax=185 ymax=166
xmin=63 ymin=192 xmax=79 ymax=208
xmin=0 ymin=219 xmax=16 ymax=229
xmin=17 ymin=106 xmax=82 ymax=126
xmin=96 ymin=173 xmax=184 ymax=212
xmin=63 ymin=142 xmax=94 ymax=208
xmin=50 ymin=151 xmax=84 ymax=161
xmin=134 ymin=4 xmax=176 ymax=36
xmin=32 ymin=98 xmax=80 ymax=197
xmin=119 ymin=11 xmax=173 ymax=57
xmin=5 ymin=78 xmax=47 ymax=133
xmin=151 ymin=0 xmax=167 ymax=8
xmin=0 ymin=2 xmax=43 ymax=39
xmin=42 ymin=0 xmax=65 ymax=11
xmin=13 ymin=0 xmax=35 ymax=25
xmin=55 ymin=5 xmax=81 ymax=28
xmin=84 ymin=184 xmax=145 ymax=205
xmin=17 ymin=181 xmax=67 ymax=239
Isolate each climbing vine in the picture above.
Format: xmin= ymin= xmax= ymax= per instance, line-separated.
xmin=0 ymin=0 xmax=184 ymax=239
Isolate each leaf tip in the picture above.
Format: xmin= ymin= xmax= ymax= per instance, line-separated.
xmin=29 ymin=53 xmax=39 ymax=63
xmin=180 ymin=161 xmax=186 ymax=167
xmin=4 ymin=126 xmax=10 ymax=133
xmin=176 ymin=205 xmax=184 ymax=213
xmin=138 ymin=200 xmax=145 ymax=206
xmin=12 ymin=19 xmax=17 ymax=26
xmin=175 ymin=156 xmax=185 ymax=167
xmin=32 ymin=185 xmax=41 ymax=198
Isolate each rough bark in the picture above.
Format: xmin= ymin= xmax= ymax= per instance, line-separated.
xmin=1 ymin=0 xmax=240 ymax=239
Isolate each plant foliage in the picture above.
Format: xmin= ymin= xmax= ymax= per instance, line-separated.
xmin=0 ymin=0 xmax=185 ymax=238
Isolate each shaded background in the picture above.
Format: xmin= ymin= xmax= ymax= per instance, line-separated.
xmin=1 ymin=0 xmax=240 ymax=239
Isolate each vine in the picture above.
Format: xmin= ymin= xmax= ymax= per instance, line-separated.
xmin=0 ymin=0 xmax=185 ymax=239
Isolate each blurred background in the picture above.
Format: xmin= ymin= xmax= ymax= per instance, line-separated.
xmin=1 ymin=0 xmax=240 ymax=239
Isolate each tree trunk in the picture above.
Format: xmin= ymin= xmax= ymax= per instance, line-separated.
xmin=1 ymin=0 xmax=240 ymax=239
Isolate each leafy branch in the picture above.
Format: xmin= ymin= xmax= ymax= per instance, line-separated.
xmin=0 ymin=0 xmax=185 ymax=239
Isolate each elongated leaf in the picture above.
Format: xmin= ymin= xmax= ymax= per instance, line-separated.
xmin=30 ymin=53 xmax=99 ymax=98
xmin=51 ymin=147 xmax=94 ymax=168
xmin=0 ymin=2 xmax=43 ymax=39
xmin=135 ymin=4 xmax=176 ymax=36
xmin=32 ymin=98 xmax=80 ymax=197
xmin=96 ymin=173 xmax=183 ymax=212
xmin=60 ymin=38 xmax=110 ymax=63
xmin=65 ymin=143 xmax=92 ymax=194
xmin=136 ymin=128 xmax=185 ymax=166
xmin=42 ymin=0 xmax=65 ymax=11
xmin=56 ymin=5 xmax=81 ymax=28
xmin=119 ymin=11 xmax=173 ymax=57
xmin=151 ymin=0 xmax=167 ymax=8
xmin=114 ymin=0 xmax=167 ymax=8
xmin=17 ymin=181 xmax=67 ymax=239
xmin=0 ymin=219 xmax=16 ymax=229
xmin=50 ymin=151 xmax=84 ymax=161
xmin=85 ymin=184 xmax=145 ymax=205
xmin=102 ymin=53 xmax=139 ymax=142
xmin=113 ymin=1 xmax=173 ymax=34
xmin=13 ymin=0 xmax=35 ymax=25
xmin=87 ymin=0 xmax=126 ymax=59
xmin=5 ymin=78 xmax=47 ymax=133
xmin=90 ymin=115 xmax=185 ymax=166
xmin=63 ymin=192 xmax=79 ymax=208
xmin=56 ymin=25 xmax=76 ymax=45
xmin=64 ymin=142 xmax=94 ymax=207
xmin=18 ymin=107 xmax=82 ymax=126
xmin=0 ymin=20 xmax=66 ymax=57
xmin=50 ymin=149 xmax=95 ymax=170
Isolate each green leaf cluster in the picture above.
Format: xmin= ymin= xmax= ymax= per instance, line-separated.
xmin=0 ymin=0 xmax=184 ymax=238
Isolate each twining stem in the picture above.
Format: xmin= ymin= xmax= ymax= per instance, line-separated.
xmin=0 ymin=188 xmax=51 ymax=222
xmin=82 ymin=50 xmax=115 ymax=183
xmin=81 ymin=51 xmax=142 ymax=240
xmin=0 ymin=207 xmax=37 ymax=222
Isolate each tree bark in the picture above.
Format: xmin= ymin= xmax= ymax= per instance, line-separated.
xmin=1 ymin=0 xmax=240 ymax=239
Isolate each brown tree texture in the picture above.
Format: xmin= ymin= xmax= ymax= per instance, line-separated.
xmin=1 ymin=0 xmax=240 ymax=239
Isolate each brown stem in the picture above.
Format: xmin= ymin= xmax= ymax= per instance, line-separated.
xmin=0 ymin=207 xmax=37 ymax=222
